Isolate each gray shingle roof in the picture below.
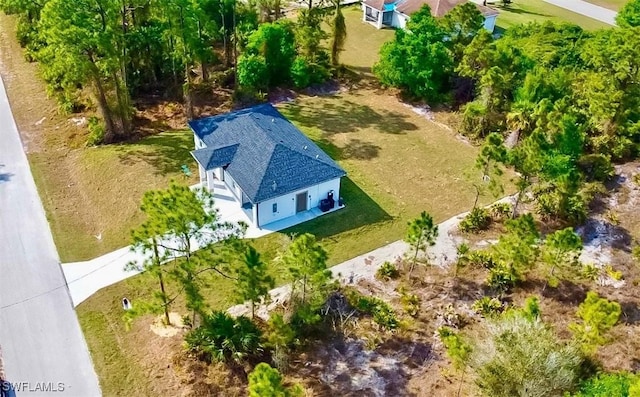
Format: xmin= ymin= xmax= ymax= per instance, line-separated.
xmin=189 ymin=103 xmax=346 ymax=203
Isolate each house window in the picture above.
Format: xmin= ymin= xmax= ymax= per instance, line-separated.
xmin=273 ymin=203 xmax=277 ymax=213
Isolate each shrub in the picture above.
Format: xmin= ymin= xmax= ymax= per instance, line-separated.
xmin=248 ymin=362 xmax=303 ymax=397
xmin=438 ymin=326 xmax=472 ymax=370
xmin=472 ymin=296 xmax=503 ymax=317
xmin=460 ymin=207 xmax=492 ymax=233
xmin=185 ymin=311 xmax=263 ymax=363
xmin=489 ymin=202 xmax=512 ymax=221
xmin=399 ymin=288 xmax=421 ymax=317
xmin=290 ymin=57 xmax=311 ymax=89
xmin=577 ymin=154 xmax=614 ymax=182
xmin=571 ymin=372 xmax=640 ymax=397
xmin=486 ymin=262 xmax=520 ymax=293
xmin=569 ymin=291 xmax=621 ymax=353
xmin=86 ymin=116 xmax=105 ymax=146
xmin=466 ymin=250 xmax=498 ymax=269
xmin=376 ymin=261 xmax=400 ymax=280
xmin=439 ymin=304 xmax=463 ymax=328
xmin=604 ymin=265 xmax=623 ymax=281
xmin=347 ymin=292 xmax=398 ymax=330
xmin=237 ymin=53 xmax=269 ymax=91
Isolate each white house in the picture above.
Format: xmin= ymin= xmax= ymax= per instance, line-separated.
xmin=190 ymin=104 xmax=346 ymax=229
xmin=362 ymin=0 xmax=499 ymax=32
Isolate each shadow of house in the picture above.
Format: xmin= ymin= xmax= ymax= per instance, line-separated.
xmin=282 ymin=100 xmax=419 ymax=135
xmin=116 ymin=130 xmax=197 ymax=176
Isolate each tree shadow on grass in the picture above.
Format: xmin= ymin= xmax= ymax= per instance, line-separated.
xmin=497 ymin=5 xmax=550 ymax=17
xmin=314 ymin=136 xmax=382 ymax=161
xmin=116 ymin=130 xmax=197 ymax=176
xmin=283 ymin=99 xmax=418 ymax=135
xmin=281 ymin=177 xmax=392 ymax=240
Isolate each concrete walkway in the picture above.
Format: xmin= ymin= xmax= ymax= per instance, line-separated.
xmin=0 ymin=76 xmax=101 ymax=396
xmin=542 ymin=0 xmax=617 ymax=25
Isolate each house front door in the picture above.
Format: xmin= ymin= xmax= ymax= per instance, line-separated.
xmin=296 ymin=192 xmax=308 ymax=213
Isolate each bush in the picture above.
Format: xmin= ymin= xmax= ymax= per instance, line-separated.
xmin=399 ymin=288 xmax=421 ymax=317
xmin=86 ymin=116 xmax=105 ymax=146
xmin=184 ymin=311 xmax=263 ymax=363
xmin=376 ymin=261 xmax=400 ymax=280
xmin=460 ymin=207 xmax=492 ymax=233
xmin=571 ymin=372 xmax=640 ymax=397
xmin=290 ymin=57 xmax=311 ymax=89
xmin=489 ymin=202 xmax=512 ymax=221
xmin=472 ymin=296 xmax=503 ymax=317
xmin=577 ymin=154 xmax=614 ymax=182
xmin=486 ymin=262 xmax=520 ymax=293
xmin=237 ymin=53 xmax=269 ymax=91
xmin=465 ymin=250 xmax=498 ymax=269
xmin=347 ymin=292 xmax=398 ymax=330
xmin=248 ymin=362 xmax=303 ymax=397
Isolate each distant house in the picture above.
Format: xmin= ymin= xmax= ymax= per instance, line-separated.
xmin=190 ymin=104 xmax=346 ymax=229
xmin=362 ymin=0 xmax=499 ymax=32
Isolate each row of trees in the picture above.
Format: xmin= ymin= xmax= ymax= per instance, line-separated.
xmin=0 ymin=0 xmax=347 ymax=143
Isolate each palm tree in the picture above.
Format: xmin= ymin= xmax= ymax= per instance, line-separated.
xmin=330 ymin=0 xmax=347 ymax=66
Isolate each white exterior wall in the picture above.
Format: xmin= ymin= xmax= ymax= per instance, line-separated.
xmin=483 ymin=15 xmax=497 ymax=32
xmin=395 ymin=12 xmax=408 ymax=29
xmin=257 ymin=177 xmax=342 ymax=227
xmin=223 ymin=170 xmax=243 ymax=200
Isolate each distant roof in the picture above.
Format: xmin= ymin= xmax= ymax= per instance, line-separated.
xmin=364 ymin=0 xmax=499 ymax=17
xmin=190 ymin=104 xmax=346 ymax=203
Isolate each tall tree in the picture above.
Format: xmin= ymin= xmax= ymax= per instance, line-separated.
xmin=440 ymin=2 xmax=485 ymax=64
xmin=405 ymin=211 xmax=439 ymax=277
xmin=472 ymin=132 xmax=507 ymax=209
xmin=283 ymin=233 xmax=330 ymax=305
xmin=540 ymin=227 xmax=583 ymax=289
xmin=373 ymin=5 xmax=453 ymax=102
xmin=329 ymin=0 xmax=346 ymax=66
xmin=234 ymin=244 xmax=275 ymax=319
xmin=243 ymin=21 xmax=296 ymax=87
xmin=40 ymin=0 xmax=133 ymax=143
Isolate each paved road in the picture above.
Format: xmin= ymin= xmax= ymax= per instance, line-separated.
xmin=543 ymin=0 xmax=617 ymax=25
xmin=0 ymin=76 xmax=101 ymax=396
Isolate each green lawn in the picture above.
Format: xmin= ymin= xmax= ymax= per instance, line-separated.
xmin=78 ymin=89 xmax=513 ymax=394
xmin=493 ymin=0 xmax=610 ymax=31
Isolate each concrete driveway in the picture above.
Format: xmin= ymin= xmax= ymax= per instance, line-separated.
xmin=543 ymin=0 xmax=617 ymax=25
xmin=0 ymin=76 xmax=101 ymax=396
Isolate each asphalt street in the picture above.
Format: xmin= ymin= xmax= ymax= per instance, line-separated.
xmin=0 ymin=75 xmax=101 ymax=396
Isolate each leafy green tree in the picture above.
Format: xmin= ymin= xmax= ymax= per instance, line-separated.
xmin=266 ymin=313 xmax=296 ymax=371
xmin=374 ymin=5 xmax=452 ymax=102
xmin=185 ymin=311 xmax=263 ymax=363
xmin=234 ymin=245 xmax=275 ymax=319
xmin=508 ymin=135 xmax=543 ymax=217
xmin=440 ymin=2 xmax=485 ymax=64
xmin=439 ymin=326 xmax=472 ymax=396
xmin=405 ymin=211 xmax=439 ymax=277
xmin=141 ymin=181 xmax=245 ymax=325
xmin=245 ymin=21 xmax=296 ymax=87
xmin=39 ymin=0 xmax=132 ymax=143
xmin=283 ymin=233 xmax=331 ymax=305
xmin=237 ymin=53 xmax=269 ymax=92
xmin=470 ymin=315 xmax=584 ymax=397
xmin=248 ymin=362 xmax=303 ymax=397
xmin=570 ymin=291 xmax=621 ymax=353
xmin=541 ymin=228 xmax=583 ymax=289
xmin=617 ymin=0 xmax=640 ymax=27
xmin=329 ymin=0 xmax=346 ymax=66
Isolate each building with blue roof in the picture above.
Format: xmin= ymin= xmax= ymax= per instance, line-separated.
xmin=190 ymin=103 xmax=346 ymax=228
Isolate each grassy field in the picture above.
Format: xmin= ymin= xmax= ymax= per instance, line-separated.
xmin=0 ymin=14 xmax=198 ymax=262
xmin=77 ymin=88 xmax=514 ymax=395
xmin=339 ymin=6 xmax=395 ymax=73
xmin=584 ymin=0 xmax=628 ymax=10
xmin=493 ymin=0 xmax=610 ymax=31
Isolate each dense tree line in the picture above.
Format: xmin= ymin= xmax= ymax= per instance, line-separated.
xmin=0 ymin=0 xmax=346 ymax=143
